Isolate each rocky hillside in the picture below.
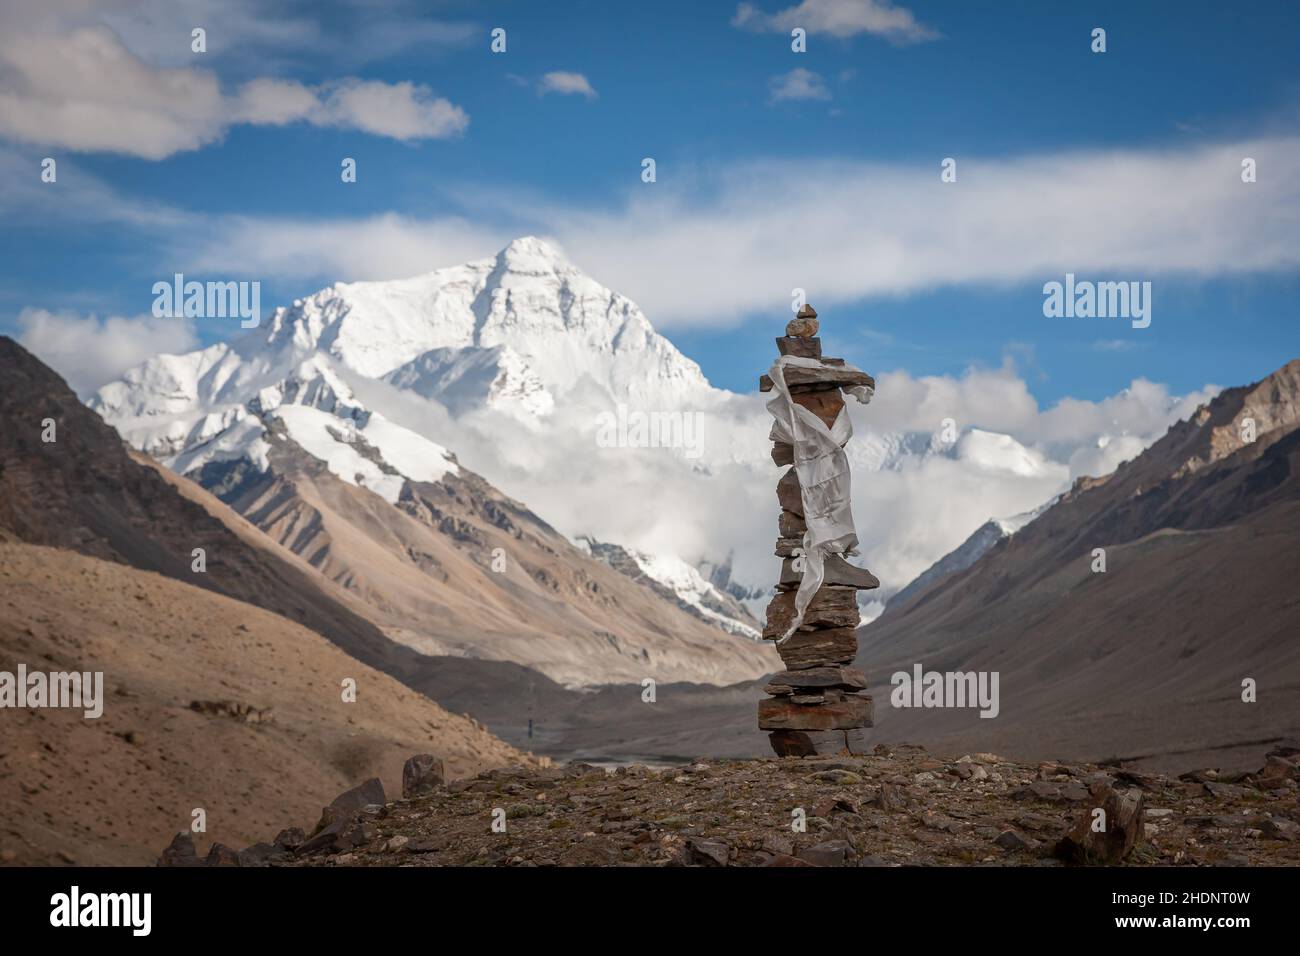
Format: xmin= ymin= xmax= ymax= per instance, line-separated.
xmin=0 ymin=336 xmax=416 ymax=676
xmin=166 ymin=741 xmax=1300 ymax=867
xmin=854 ymin=359 xmax=1300 ymax=771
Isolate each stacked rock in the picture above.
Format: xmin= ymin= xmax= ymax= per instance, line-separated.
xmin=757 ymin=304 xmax=881 ymax=757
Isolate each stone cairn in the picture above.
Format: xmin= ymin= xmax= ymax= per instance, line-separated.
xmin=757 ymin=304 xmax=881 ymax=757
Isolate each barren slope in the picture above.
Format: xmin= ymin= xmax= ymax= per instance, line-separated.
xmin=0 ymin=543 xmax=530 ymax=866
xmin=209 ymin=425 xmax=777 ymax=687
xmin=855 ymin=360 xmax=1300 ymax=772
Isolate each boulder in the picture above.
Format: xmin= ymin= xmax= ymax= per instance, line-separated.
xmin=687 ymin=839 xmax=730 ymax=867
xmin=299 ymin=777 xmax=387 ymax=855
xmin=769 ymin=728 xmax=869 ymax=757
xmin=156 ymin=832 xmax=202 ymax=868
xmin=1055 ymin=785 xmax=1145 ymax=865
xmin=402 ymin=754 xmax=445 ymax=798
xmin=204 ymin=843 xmax=241 ymax=867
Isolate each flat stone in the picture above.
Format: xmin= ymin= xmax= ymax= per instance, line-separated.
xmin=775 ymin=625 xmax=859 ymax=669
xmin=757 ymin=693 xmax=873 ymax=731
xmin=763 ymin=586 xmax=860 ymax=639
xmin=774 ymin=536 xmax=803 ymax=557
xmin=760 ymin=360 xmax=874 ymax=393
xmin=790 ymin=693 xmax=827 ymax=705
xmin=776 ymin=335 xmax=821 ymax=358
xmin=778 ymin=553 xmax=880 ymax=592
xmin=777 ymin=510 xmax=806 ymax=537
xmin=769 ymin=665 xmax=867 ymax=690
xmin=771 ymin=441 xmax=793 ymax=466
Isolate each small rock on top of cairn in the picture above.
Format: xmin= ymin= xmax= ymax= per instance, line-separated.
xmin=786 ymin=304 xmax=819 ymax=338
xmin=759 ymin=304 xmax=879 ymax=758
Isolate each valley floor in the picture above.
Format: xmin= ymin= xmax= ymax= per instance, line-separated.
xmin=261 ymin=744 xmax=1300 ymax=868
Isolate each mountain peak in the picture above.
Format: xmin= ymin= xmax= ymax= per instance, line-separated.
xmin=496 ymin=235 xmax=567 ymax=270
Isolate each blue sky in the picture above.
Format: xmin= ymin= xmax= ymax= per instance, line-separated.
xmin=2 ymin=0 xmax=1298 ymax=404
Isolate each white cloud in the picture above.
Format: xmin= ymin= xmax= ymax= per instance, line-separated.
xmin=340 ymin=358 xmax=1217 ymax=600
xmin=734 ymin=0 xmax=938 ymax=44
xmin=12 ymin=0 xmax=476 ymax=70
xmin=538 ymin=72 xmax=598 ymax=100
xmin=315 ymin=79 xmax=468 ymax=140
xmin=181 ymin=212 xmax=509 ymax=285
xmin=770 ymin=68 xmax=831 ymax=102
xmin=0 ymin=21 xmax=468 ymax=158
xmin=13 ymin=132 xmax=1300 ymax=333
xmin=161 ymin=135 xmax=1300 ymax=329
xmin=16 ymin=308 xmax=199 ymax=396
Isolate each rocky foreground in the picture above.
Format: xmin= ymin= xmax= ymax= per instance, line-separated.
xmin=159 ymin=741 xmax=1300 ymax=868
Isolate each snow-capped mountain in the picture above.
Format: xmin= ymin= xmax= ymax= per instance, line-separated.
xmin=384 ymin=344 xmax=554 ymax=419
xmin=88 ymin=237 xmax=771 ymax=658
xmin=93 ymin=236 xmax=714 ymax=444
xmin=885 ymin=496 xmax=1059 ymax=613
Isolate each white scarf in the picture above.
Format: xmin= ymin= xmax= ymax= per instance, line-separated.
xmin=765 ymin=355 xmax=873 ymax=643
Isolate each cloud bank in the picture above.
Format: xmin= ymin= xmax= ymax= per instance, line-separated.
xmin=128 ymin=135 xmax=1300 ymax=329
